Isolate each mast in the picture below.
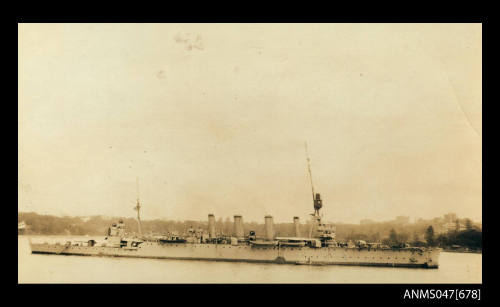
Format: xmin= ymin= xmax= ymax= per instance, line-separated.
xmin=305 ymin=142 xmax=315 ymax=238
xmin=305 ymin=142 xmax=322 ymax=215
xmin=134 ymin=177 xmax=143 ymax=236
xmin=305 ymin=142 xmax=315 ymax=202
xmin=305 ymin=142 xmax=324 ymax=238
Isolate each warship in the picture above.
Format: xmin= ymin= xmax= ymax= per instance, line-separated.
xmin=29 ymin=147 xmax=441 ymax=268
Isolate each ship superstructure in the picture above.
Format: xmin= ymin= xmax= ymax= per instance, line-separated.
xmin=29 ymin=147 xmax=441 ymax=268
xmin=29 ymin=208 xmax=440 ymax=268
xmin=29 ymin=188 xmax=440 ymax=268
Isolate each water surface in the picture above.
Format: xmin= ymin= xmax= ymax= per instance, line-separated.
xmin=18 ymin=236 xmax=482 ymax=283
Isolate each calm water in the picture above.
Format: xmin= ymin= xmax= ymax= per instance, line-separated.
xmin=18 ymin=236 xmax=482 ymax=283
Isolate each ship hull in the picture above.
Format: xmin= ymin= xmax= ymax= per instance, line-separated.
xmin=30 ymin=242 xmax=440 ymax=268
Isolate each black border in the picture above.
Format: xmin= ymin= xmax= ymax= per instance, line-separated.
xmin=13 ymin=12 xmax=489 ymax=306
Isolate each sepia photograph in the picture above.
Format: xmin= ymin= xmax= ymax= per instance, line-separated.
xmin=18 ymin=23 xmax=482 ymax=285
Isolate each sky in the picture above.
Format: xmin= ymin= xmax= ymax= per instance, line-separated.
xmin=18 ymin=23 xmax=482 ymax=224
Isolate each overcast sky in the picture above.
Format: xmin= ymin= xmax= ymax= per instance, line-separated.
xmin=19 ymin=23 xmax=481 ymax=224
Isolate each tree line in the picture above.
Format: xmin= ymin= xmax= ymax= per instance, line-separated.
xmin=379 ymin=225 xmax=482 ymax=251
xmin=19 ymin=212 xmax=481 ymax=250
xmin=423 ymin=225 xmax=482 ymax=251
xmin=18 ymin=212 xmax=310 ymax=237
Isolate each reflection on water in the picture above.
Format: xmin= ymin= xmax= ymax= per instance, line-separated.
xmin=18 ymin=236 xmax=482 ymax=284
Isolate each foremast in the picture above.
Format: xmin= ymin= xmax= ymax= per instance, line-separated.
xmin=134 ymin=177 xmax=143 ymax=236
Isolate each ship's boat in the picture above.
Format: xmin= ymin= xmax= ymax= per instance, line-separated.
xmin=275 ymin=237 xmax=322 ymax=247
xmin=157 ymin=234 xmax=187 ymax=244
xmin=158 ymin=238 xmax=187 ymax=244
xmin=249 ymin=240 xmax=278 ymax=247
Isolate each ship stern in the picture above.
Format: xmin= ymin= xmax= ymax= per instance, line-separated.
xmin=424 ymin=248 xmax=441 ymax=268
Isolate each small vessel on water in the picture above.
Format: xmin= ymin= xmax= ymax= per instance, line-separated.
xmin=29 ymin=146 xmax=440 ymax=268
